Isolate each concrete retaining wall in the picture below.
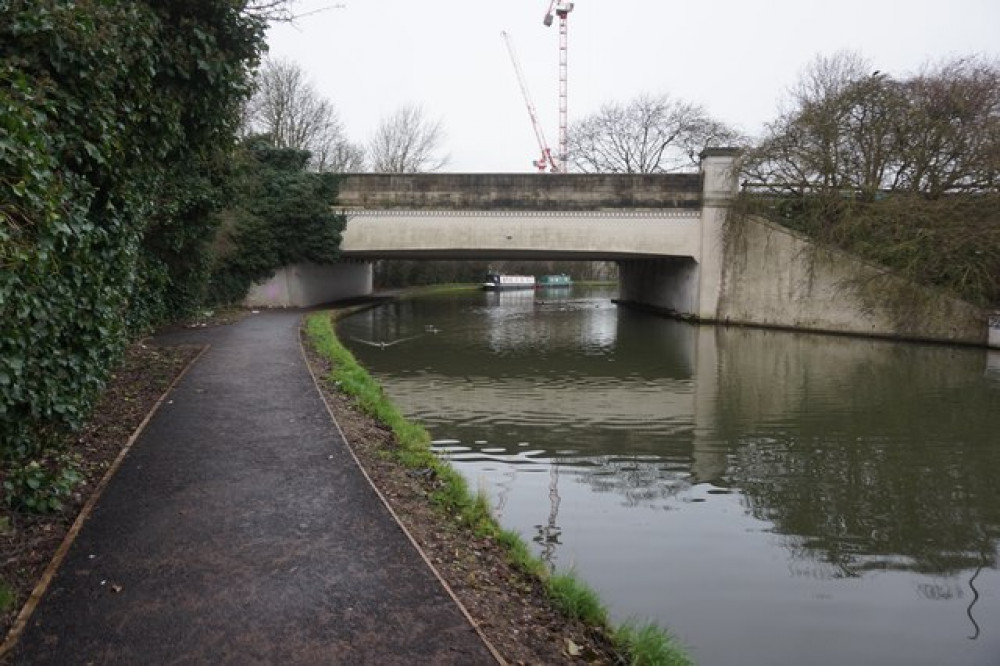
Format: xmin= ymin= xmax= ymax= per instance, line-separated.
xmin=244 ymin=261 xmax=372 ymax=308
xmin=716 ymin=216 xmax=988 ymax=345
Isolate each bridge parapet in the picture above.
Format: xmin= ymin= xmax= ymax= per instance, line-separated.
xmin=336 ymin=172 xmax=702 ymax=211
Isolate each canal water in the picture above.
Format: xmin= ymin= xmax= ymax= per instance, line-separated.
xmin=336 ymin=286 xmax=1000 ymax=666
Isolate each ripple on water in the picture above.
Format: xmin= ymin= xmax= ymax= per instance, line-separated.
xmin=430 ymin=443 xmax=470 ymax=455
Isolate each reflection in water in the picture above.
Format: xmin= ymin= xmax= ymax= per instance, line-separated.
xmin=711 ymin=327 xmax=1000 ymax=578
xmin=534 ymin=465 xmax=562 ymax=571
xmin=338 ymin=288 xmax=1000 ymax=666
xmin=968 ymin=563 xmax=983 ymax=640
xmin=988 ymin=351 xmax=1000 ymax=380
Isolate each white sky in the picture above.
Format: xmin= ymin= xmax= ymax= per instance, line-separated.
xmin=266 ymin=0 xmax=1000 ymax=172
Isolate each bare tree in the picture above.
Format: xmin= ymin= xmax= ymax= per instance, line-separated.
xmin=567 ymin=93 xmax=741 ymax=173
xmin=245 ymin=0 xmax=343 ymax=22
xmin=744 ymin=52 xmax=1000 ymax=199
xmin=745 ymin=52 xmax=902 ymax=197
xmin=245 ymin=0 xmax=295 ymax=20
xmin=319 ymin=141 xmax=366 ymax=173
xmin=367 ymin=105 xmax=448 ymax=173
xmin=895 ymin=57 xmax=1000 ymax=196
xmin=246 ymin=57 xmax=364 ymax=171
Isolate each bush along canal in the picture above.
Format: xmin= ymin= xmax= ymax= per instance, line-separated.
xmin=332 ymin=286 xmax=1000 ymax=666
xmin=304 ymin=309 xmax=694 ymax=666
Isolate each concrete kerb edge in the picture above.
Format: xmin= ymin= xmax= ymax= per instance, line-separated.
xmin=296 ymin=314 xmax=507 ymax=666
xmin=0 ymin=344 xmax=212 ymax=660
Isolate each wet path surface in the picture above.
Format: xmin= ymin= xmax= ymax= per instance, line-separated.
xmin=14 ymin=311 xmax=494 ymax=665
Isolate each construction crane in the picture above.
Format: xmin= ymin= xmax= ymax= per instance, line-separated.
xmin=501 ymin=31 xmax=559 ymax=172
xmin=543 ymin=1 xmax=574 ymax=169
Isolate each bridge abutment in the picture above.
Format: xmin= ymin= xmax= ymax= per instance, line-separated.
xmin=244 ymin=261 xmax=373 ymax=308
xmin=618 ymin=258 xmax=700 ymax=316
xmin=618 ymin=149 xmax=739 ymax=320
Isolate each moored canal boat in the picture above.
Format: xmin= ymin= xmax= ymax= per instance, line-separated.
xmin=482 ymin=273 xmax=536 ymax=290
xmin=538 ymin=274 xmax=572 ymax=288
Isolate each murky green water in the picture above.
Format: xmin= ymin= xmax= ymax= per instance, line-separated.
xmin=337 ymin=286 xmax=1000 ymax=666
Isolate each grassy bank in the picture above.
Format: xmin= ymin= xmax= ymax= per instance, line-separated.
xmin=304 ymin=309 xmax=693 ymax=666
xmin=394 ymin=283 xmax=481 ymax=297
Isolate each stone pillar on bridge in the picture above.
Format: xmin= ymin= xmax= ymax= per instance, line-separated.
xmin=696 ymin=148 xmax=741 ymax=320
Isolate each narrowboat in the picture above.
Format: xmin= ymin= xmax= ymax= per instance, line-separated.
xmin=537 ymin=274 xmax=572 ymax=288
xmin=482 ymin=273 xmax=536 ymax=290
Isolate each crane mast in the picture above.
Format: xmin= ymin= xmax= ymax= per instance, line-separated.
xmin=543 ymin=1 xmax=574 ymax=170
xmin=501 ymin=31 xmax=559 ymax=172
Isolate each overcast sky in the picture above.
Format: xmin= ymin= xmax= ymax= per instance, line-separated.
xmin=266 ymin=0 xmax=1000 ymax=172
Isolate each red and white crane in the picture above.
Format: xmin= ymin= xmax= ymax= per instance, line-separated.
xmin=543 ymin=1 xmax=574 ymax=170
xmin=501 ymin=30 xmax=559 ymax=172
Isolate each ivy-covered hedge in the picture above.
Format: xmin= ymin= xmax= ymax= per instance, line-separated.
xmin=1 ymin=2 xmax=265 ymax=475
xmin=207 ymin=137 xmax=345 ymax=304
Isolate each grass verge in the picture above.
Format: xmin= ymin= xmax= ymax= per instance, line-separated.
xmin=304 ymin=309 xmax=693 ymax=665
xmin=396 ymin=283 xmax=482 ymax=296
xmin=616 ymin=622 xmax=695 ymax=666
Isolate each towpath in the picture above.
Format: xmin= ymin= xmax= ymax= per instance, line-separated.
xmin=12 ymin=310 xmax=496 ymax=664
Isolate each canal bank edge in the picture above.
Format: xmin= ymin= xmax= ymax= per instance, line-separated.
xmin=302 ymin=309 xmax=695 ymax=666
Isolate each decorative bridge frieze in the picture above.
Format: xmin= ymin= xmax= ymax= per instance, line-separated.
xmin=342 ymin=209 xmax=702 ymax=220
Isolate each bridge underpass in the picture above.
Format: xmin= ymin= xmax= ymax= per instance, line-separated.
xmin=340 ymin=208 xmax=710 ymax=315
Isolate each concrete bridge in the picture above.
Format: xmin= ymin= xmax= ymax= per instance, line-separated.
xmin=248 ymin=150 xmax=738 ymax=320
xmin=246 ymin=150 xmax=993 ymax=346
xmin=334 ymin=149 xmax=736 ymax=321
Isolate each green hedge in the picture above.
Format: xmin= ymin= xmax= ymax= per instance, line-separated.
xmin=1 ymin=1 xmax=265 ymax=474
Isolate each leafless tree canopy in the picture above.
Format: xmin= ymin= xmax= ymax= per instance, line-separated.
xmin=244 ymin=0 xmax=294 ymax=20
xmin=245 ymin=0 xmax=341 ymax=22
xmin=321 ymin=141 xmax=366 ymax=173
xmin=366 ymin=105 xmax=448 ymax=173
xmin=245 ymin=57 xmax=364 ymax=171
xmin=567 ymin=93 xmax=741 ymax=173
xmin=744 ymin=52 xmax=1000 ymax=198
